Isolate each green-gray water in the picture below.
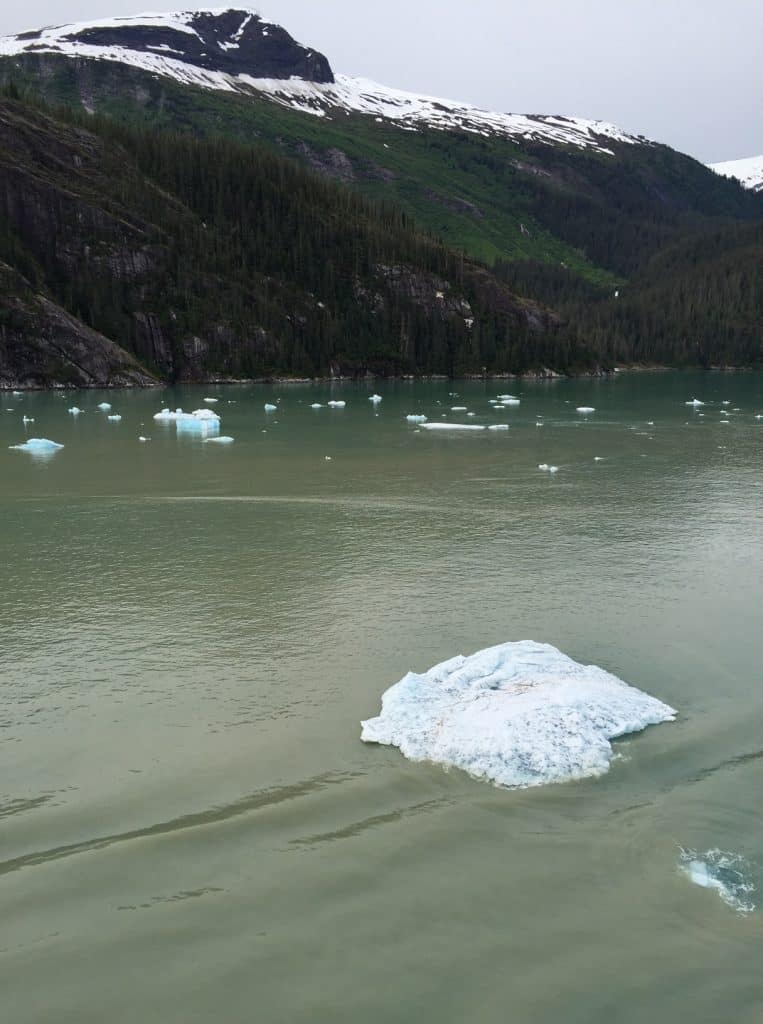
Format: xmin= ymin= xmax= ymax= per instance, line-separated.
xmin=2 ymin=372 xmax=762 ymax=1023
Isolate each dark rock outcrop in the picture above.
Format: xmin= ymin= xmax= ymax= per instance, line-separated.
xmin=0 ymin=261 xmax=157 ymax=388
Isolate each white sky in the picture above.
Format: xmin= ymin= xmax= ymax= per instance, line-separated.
xmin=2 ymin=0 xmax=761 ymax=162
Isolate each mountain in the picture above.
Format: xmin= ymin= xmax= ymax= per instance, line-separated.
xmin=710 ymin=156 xmax=763 ymax=193
xmin=2 ymin=9 xmax=760 ymax=276
xmin=0 ymin=8 xmax=761 ymax=378
xmin=0 ymin=9 xmax=643 ymax=151
xmin=0 ymin=90 xmax=584 ymax=386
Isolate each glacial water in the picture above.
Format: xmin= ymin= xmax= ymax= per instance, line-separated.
xmin=1 ymin=371 xmax=762 ymax=1023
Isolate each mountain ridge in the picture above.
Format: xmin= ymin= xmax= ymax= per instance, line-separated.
xmin=0 ymin=7 xmax=649 ymax=154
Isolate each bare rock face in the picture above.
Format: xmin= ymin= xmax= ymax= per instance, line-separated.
xmin=0 ymin=261 xmax=157 ymax=388
xmin=53 ymin=9 xmax=335 ymax=83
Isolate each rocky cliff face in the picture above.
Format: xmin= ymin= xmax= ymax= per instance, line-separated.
xmin=0 ymin=261 xmax=157 ymax=388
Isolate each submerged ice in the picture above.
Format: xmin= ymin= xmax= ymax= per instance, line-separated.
xmin=680 ymin=849 xmax=756 ymax=914
xmin=361 ymin=641 xmax=676 ymax=789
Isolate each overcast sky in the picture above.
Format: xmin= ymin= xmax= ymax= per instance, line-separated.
xmin=2 ymin=0 xmax=761 ymax=161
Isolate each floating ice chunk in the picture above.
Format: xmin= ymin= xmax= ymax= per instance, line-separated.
xmin=139 ymin=436 xmax=150 ymax=442
xmin=361 ymin=641 xmax=676 ymax=789
xmin=22 ymin=416 xmax=34 ymax=424
xmin=406 ymin=414 xmax=428 ymax=423
xmin=264 ymin=404 xmax=278 ymax=412
xmin=12 ymin=390 xmax=23 ymax=395
xmin=311 ymin=403 xmax=324 ymax=409
xmin=679 ymin=849 xmax=756 ymax=914
xmin=190 ymin=409 xmax=220 ymax=421
xmin=107 ymin=414 xmax=122 ymax=421
xmin=722 ymin=401 xmax=731 ymax=406
xmin=501 ymin=398 xmax=521 ymax=406
xmin=204 ymin=436 xmax=235 ymax=444
xmin=488 ymin=424 xmax=509 ymax=431
xmin=97 ymin=402 xmax=112 ymax=411
xmin=685 ymin=399 xmax=704 ymax=407
xmin=451 ymin=406 xmax=468 ymax=411
xmin=325 ymin=456 xmax=332 ymax=461
xmin=68 ymin=407 xmax=83 ymax=415
xmin=538 ymin=463 xmax=559 ymax=472
xmin=203 ymin=398 xmax=219 ymax=404
xmin=421 ymin=423 xmax=486 ymax=431
xmin=594 ymin=457 xmax=605 ymax=462
xmin=10 ymin=438 xmax=64 ymax=452
xmin=327 ymin=400 xmax=346 ymax=408
xmin=577 ymin=406 xmax=596 ymax=413
xmin=756 ymin=415 xmax=763 ymax=420
xmin=369 ymin=394 xmax=383 ymax=403
xmin=497 ymin=394 xmax=518 ymax=400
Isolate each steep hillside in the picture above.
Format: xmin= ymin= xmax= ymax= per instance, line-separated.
xmin=1 ymin=9 xmax=760 ymax=284
xmin=0 ymin=92 xmax=584 ymax=384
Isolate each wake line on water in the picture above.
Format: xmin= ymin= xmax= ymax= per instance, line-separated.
xmin=0 ymin=770 xmax=365 ymax=877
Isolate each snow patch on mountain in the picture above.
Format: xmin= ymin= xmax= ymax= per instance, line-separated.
xmin=709 ymin=155 xmax=763 ymax=192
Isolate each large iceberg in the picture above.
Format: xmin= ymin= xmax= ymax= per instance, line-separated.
xmin=361 ymin=641 xmax=676 ymax=789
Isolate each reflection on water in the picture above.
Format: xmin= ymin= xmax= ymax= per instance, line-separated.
xmin=1 ymin=372 xmax=763 ymax=1023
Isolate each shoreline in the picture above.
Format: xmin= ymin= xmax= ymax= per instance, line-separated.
xmin=0 ymin=364 xmax=757 ymax=392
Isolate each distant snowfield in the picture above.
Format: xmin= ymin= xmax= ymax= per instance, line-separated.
xmin=0 ymin=11 xmax=645 ymax=154
xmin=709 ymin=155 xmax=763 ymax=192
xmin=361 ymin=641 xmax=676 ymax=789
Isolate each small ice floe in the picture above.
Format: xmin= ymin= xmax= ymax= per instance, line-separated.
xmin=68 ymin=407 xmax=83 ymax=416
xmin=361 ymin=641 xmax=676 ymax=789
xmin=679 ymin=849 xmax=756 ymax=914
xmin=406 ymin=414 xmax=428 ymax=424
xmin=451 ymin=406 xmax=468 ymax=411
xmin=22 ymin=416 xmax=34 ymax=424
xmin=501 ymin=398 xmax=521 ymax=406
xmin=421 ymin=423 xmax=485 ymax=431
xmin=488 ymin=424 xmax=509 ymax=431
xmin=328 ymin=400 xmax=346 ymax=408
xmin=204 ymin=436 xmax=234 ymax=444
xmin=685 ymin=399 xmax=704 ymax=407
xmin=647 ymin=421 xmax=655 ymax=426
xmin=107 ymin=415 xmax=122 ymax=422
xmin=311 ymin=403 xmax=324 ymax=409
xmin=369 ymin=394 xmax=383 ymax=404
xmin=138 ymin=436 xmax=150 ymax=442
xmin=264 ymin=404 xmax=277 ymax=412
xmin=594 ymin=457 xmax=605 ymax=462
xmin=9 ymin=438 xmax=64 ymax=453
xmin=325 ymin=456 xmax=332 ymax=461
xmin=497 ymin=394 xmax=517 ymax=400
xmin=97 ymin=402 xmax=112 ymax=411
xmin=756 ymin=415 xmax=763 ymax=420
xmin=203 ymin=398 xmax=219 ymax=404
xmin=722 ymin=401 xmax=731 ymax=406
xmin=720 ymin=420 xmax=730 ymax=425
xmin=538 ymin=464 xmax=559 ymax=473
xmin=12 ymin=390 xmax=23 ymax=396
xmin=577 ymin=406 xmax=596 ymax=414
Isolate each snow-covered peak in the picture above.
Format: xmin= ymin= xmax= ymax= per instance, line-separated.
xmin=709 ymin=155 xmax=763 ymax=192
xmin=0 ymin=7 xmax=647 ymax=153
